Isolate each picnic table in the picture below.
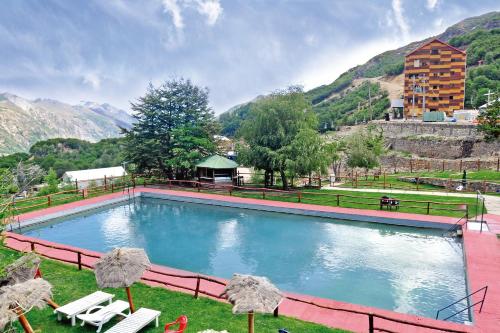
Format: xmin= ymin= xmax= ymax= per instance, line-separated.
xmin=380 ymin=196 xmax=400 ymax=210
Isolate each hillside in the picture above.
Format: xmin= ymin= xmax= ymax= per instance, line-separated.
xmin=0 ymin=93 xmax=135 ymax=155
xmin=219 ymin=11 xmax=500 ymax=135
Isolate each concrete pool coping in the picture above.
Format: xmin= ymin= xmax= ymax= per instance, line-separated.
xmin=5 ymin=187 xmax=499 ymax=332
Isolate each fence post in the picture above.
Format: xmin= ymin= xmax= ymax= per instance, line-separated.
xmin=30 ymin=242 xmax=35 ymax=252
xmin=194 ymin=276 xmax=201 ymax=298
xmin=75 ymin=180 xmax=78 ymax=190
xmin=77 ymin=252 xmax=82 ymax=270
xmin=297 ymin=192 xmax=302 ymax=203
xmin=426 ymin=202 xmax=430 ymax=215
xmin=197 ymin=182 xmax=200 ymax=192
xmin=410 ymin=159 xmax=413 ymax=173
xmin=459 ymin=159 xmax=463 ymax=172
xmin=144 ymin=178 xmax=147 ymax=187
xmin=273 ymin=307 xmax=279 ymax=317
xmin=442 ymin=160 xmax=445 ymax=172
xmin=336 ymin=194 xmax=340 ymax=206
xmin=383 ymin=173 xmax=386 ymax=189
xmin=111 ymin=183 xmax=114 ymax=193
xmin=47 ymin=195 xmax=51 ymax=207
xmin=477 ymin=159 xmax=480 ymax=171
xmin=368 ymin=314 xmax=374 ymax=333
xmin=497 ymin=157 xmax=499 ymax=172
xmin=262 ymin=190 xmax=266 ymax=200
xmin=104 ymin=175 xmax=107 ymax=190
xmin=318 ymin=177 xmax=322 ymax=188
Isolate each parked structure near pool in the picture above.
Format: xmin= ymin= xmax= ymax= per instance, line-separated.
xmin=62 ymin=166 xmax=127 ymax=189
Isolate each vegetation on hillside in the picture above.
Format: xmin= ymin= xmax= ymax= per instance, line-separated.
xmin=477 ymin=97 xmax=500 ymax=141
xmin=219 ymin=102 xmax=252 ymax=137
xmin=449 ymin=28 xmax=500 ymax=108
xmin=314 ymin=82 xmax=390 ymax=130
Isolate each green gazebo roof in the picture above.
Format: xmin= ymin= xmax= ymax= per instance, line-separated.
xmin=196 ymin=155 xmax=238 ymax=169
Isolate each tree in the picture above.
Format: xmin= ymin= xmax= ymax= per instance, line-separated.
xmin=477 ymin=97 xmax=500 ymax=141
xmin=39 ymin=168 xmax=59 ymax=195
xmin=237 ymin=86 xmax=318 ymax=190
xmin=124 ymin=79 xmax=218 ymax=178
xmin=345 ymin=125 xmax=385 ymax=172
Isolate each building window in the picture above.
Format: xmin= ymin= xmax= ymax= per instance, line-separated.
xmin=414 ymin=59 xmax=420 ymax=67
xmin=449 ymin=96 xmax=454 ymax=100
xmin=433 ymin=85 xmax=438 ymax=89
xmin=431 ymin=49 xmax=439 ymax=55
xmin=431 ymin=61 xmax=439 ymax=65
xmin=432 ymin=97 xmax=438 ymax=101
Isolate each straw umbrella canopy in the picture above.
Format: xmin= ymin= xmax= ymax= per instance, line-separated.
xmin=3 ymin=253 xmax=41 ymax=286
xmin=0 ymin=278 xmax=53 ymax=333
xmin=94 ymin=247 xmax=150 ymax=313
xmin=221 ymin=274 xmax=283 ymax=333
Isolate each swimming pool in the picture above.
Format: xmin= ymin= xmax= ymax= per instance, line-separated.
xmin=21 ymin=197 xmax=470 ymax=322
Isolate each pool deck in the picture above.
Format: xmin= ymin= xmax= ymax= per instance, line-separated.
xmin=5 ymin=188 xmax=500 ymax=333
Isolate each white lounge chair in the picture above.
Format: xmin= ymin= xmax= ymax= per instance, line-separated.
xmin=77 ymin=300 xmax=130 ymax=332
xmin=54 ymin=291 xmax=114 ymax=326
xmin=103 ymin=308 xmax=161 ymax=333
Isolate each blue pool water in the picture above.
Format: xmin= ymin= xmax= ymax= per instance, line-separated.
xmin=22 ymin=197 xmax=469 ymax=322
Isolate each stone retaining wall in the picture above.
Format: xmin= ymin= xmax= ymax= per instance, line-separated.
xmin=398 ymin=176 xmax=500 ymax=193
xmin=376 ymin=121 xmax=479 ymax=138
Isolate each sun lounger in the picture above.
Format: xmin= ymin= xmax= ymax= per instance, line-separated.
xmin=55 ymin=291 xmax=114 ymax=326
xmin=77 ymin=300 xmax=130 ymax=332
xmin=103 ymin=308 xmax=161 ymax=333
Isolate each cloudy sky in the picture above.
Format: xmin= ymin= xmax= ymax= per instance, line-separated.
xmin=0 ymin=0 xmax=498 ymax=113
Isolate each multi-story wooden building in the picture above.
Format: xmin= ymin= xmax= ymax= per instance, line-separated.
xmin=403 ymin=39 xmax=466 ymax=118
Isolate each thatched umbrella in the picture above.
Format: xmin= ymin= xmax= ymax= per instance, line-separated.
xmin=3 ymin=253 xmax=41 ymax=286
xmin=94 ymin=247 xmax=150 ymax=313
xmin=0 ymin=278 xmax=53 ymax=333
xmin=221 ymin=274 xmax=283 ymax=333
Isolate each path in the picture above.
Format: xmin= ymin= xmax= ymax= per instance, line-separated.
xmin=323 ymin=186 xmax=500 ymax=216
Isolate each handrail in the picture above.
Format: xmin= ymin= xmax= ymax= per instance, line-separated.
xmin=436 ymin=286 xmax=488 ymax=321
xmin=4 ymin=233 xmax=472 ymax=333
xmin=446 ymin=214 xmax=468 ymax=234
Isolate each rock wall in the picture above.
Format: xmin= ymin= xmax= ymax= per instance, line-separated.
xmin=376 ymin=121 xmax=479 ymax=138
xmin=381 ymin=155 xmax=499 ymax=173
xmin=387 ymin=137 xmax=500 ymax=159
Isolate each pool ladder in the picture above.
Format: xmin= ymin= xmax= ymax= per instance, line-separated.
xmin=435 ymin=285 xmax=488 ymax=321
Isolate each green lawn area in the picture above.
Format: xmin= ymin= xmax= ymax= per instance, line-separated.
xmin=396 ymin=170 xmax=500 ymax=182
xmin=336 ymin=175 xmax=442 ymax=191
xmin=226 ymin=188 xmax=480 ymax=218
xmin=0 ymin=247 xmax=347 ymax=333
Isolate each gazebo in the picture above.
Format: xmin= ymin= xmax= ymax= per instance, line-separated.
xmin=196 ymin=155 xmax=238 ymax=184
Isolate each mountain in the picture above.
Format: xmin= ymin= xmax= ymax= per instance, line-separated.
xmin=0 ymin=93 xmax=135 ymax=155
xmin=219 ymin=11 xmax=500 ymax=135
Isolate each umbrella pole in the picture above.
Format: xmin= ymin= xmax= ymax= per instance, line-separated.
xmin=248 ymin=311 xmax=254 ymax=333
xmin=14 ymin=308 xmax=34 ymax=333
xmin=125 ymin=286 xmax=135 ymax=313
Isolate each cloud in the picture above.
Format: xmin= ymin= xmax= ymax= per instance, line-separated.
xmin=391 ymin=0 xmax=410 ymax=41
xmin=426 ymin=0 xmax=439 ymax=10
xmin=196 ymin=0 xmax=222 ymax=26
xmin=82 ymin=73 xmax=101 ymax=89
xmin=162 ymin=0 xmax=184 ymax=29
xmin=161 ymin=0 xmax=222 ymax=30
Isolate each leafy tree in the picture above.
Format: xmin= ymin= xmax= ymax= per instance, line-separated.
xmin=286 ymin=128 xmax=330 ymax=185
xmin=124 ymin=79 xmax=218 ymax=178
xmin=477 ymin=97 xmax=500 ymax=141
xmin=345 ymin=125 xmax=386 ymax=172
xmin=39 ymin=168 xmax=59 ymax=195
xmin=237 ymin=86 xmax=317 ymax=190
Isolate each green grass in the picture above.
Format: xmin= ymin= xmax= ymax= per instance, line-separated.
xmin=396 ymin=170 xmax=500 ymax=182
xmin=336 ymin=175 xmax=442 ymax=191
xmin=0 ymin=247 xmax=348 ymax=333
xmin=225 ymin=188 xmax=480 ymax=218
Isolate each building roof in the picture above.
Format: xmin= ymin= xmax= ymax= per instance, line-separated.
xmin=63 ymin=166 xmax=126 ymax=181
xmin=390 ymin=99 xmax=404 ymax=108
xmin=406 ymin=38 xmax=466 ymax=57
xmin=196 ymin=155 xmax=238 ymax=169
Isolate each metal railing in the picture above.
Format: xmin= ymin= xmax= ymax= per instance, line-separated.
xmin=4 ymin=234 xmax=473 ymax=333
xmin=436 ymin=286 xmax=488 ymax=321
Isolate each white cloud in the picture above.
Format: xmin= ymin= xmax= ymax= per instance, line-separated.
xmin=82 ymin=72 xmax=101 ymax=89
xmin=391 ymin=0 xmax=410 ymax=41
xmin=426 ymin=0 xmax=439 ymax=10
xmin=196 ymin=0 xmax=222 ymax=26
xmin=162 ymin=0 xmax=184 ymax=29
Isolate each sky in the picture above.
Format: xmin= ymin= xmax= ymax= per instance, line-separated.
xmin=0 ymin=0 xmax=498 ymax=114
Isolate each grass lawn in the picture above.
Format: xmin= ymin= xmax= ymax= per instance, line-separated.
xmin=226 ymin=188 xmax=480 ymax=218
xmin=0 ymin=247 xmax=348 ymax=333
xmin=395 ymin=170 xmax=500 ymax=182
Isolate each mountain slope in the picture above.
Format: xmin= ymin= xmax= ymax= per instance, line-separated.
xmin=219 ymin=11 xmax=500 ymax=135
xmin=0 ymin=93 xmax=134 ymax=155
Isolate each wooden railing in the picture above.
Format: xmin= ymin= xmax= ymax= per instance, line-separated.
xmin=4 ymin=233 xmax=472 ymax=333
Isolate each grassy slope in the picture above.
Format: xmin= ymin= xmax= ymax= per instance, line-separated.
xmin=395 ymin=170 xmax=500 ymax=182
xmin=0 ymin=247 xmax=348 ymax=333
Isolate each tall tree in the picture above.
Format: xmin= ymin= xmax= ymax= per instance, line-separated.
xmin=237 ymin=86 xmax=318 ymax=190
xmin=477 ymin=97 xmax=500 ymax=141
xmin=124 ymin=79 xmax=218 ymax=178
xmin=345 ymin=125 xmax=385 ymax=172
